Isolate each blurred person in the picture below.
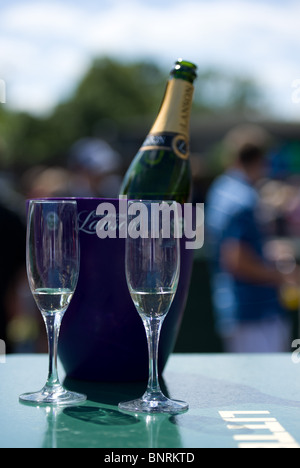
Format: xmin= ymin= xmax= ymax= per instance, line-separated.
xmin=68 ymin=138 xmax=122 ymax=198
xmin=206 ymin=124 xmax=295 ymax=353
xmin=0 ymin=141 xmax=27 ymax=352
xmin=0 ymin=147 xmax=26 ymax=221
xmin=0 ymin=195 xmax=26 ymax=353
xmin=21 ymin=165 xmax=72 ymax=199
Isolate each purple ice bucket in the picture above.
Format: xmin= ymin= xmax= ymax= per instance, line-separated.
xmin=56 ymin=198 xmax=194 ymax=382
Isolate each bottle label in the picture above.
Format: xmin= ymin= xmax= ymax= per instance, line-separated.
xmin=142 ymin=132 xmax=189 ymax=160
xmin=145 ymin=78 xmax=194 ymax=160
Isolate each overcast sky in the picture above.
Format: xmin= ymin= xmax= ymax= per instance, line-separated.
xmin=1 ymin=0 xmax=300 ymax=120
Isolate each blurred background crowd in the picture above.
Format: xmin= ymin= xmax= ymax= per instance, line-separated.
xmin=1 ymin=0 xmax=300 ymax=354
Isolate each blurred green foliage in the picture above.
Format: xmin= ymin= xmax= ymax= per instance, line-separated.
xmin=0 ymin=57 xmax=264 ymax=169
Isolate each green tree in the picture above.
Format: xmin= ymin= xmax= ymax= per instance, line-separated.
xmin=193 ymin=69 xmax=265 ymax=115
xmin=49 ymin=58 xmax=166 ymax=154
xmin=0 ymin=58 xmax=266 ymax=168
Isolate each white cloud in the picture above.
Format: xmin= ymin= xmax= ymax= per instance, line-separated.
xmin=0 ymin=37 xmax=38 ymax=76
xmin=0 ymin=0 xmax=300 ymax=119
xmin=1 ymin=2 xmax=85 ymax=39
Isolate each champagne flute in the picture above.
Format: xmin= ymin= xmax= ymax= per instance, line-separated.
xmin=118 ymin=200 xmax=188 ymax=414
xmin=19 ymin=200 xmax=86 ymax=406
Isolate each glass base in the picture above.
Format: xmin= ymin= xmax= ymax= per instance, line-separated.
xmin=19 ymin=385 xmax=87 ymax=407
xmin=118 ymin=393 xmax=188 ymax=415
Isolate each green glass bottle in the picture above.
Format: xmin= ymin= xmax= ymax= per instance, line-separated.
xmin=119 ymin=59 xmax=197 ymax=204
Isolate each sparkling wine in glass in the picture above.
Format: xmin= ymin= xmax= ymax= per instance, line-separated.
xmin=19 ymin=200 xmax=86 ymax=406
xmin=118 ymin=200 xmax=188 ymax=414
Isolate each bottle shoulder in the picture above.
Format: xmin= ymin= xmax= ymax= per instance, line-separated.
xmin=119 ymin=148 xmax=191 ymax=204
xmin=128 ymin=146 xmax=190 ymax=167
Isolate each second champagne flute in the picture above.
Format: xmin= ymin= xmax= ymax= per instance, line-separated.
xmin=119 ymin=200 xmax=188 ymax=414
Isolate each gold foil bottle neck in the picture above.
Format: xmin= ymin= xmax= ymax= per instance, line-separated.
xmin=150 ymin=78 xmax=194 ymax=140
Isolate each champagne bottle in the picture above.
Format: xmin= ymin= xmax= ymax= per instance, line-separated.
xmin=119 ymin=59 xmax=197 ymax=204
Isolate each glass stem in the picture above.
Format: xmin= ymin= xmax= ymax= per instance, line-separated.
xmin=144 ymin=317 xmax=165 ymax=398
xmin=43 ymin=312 xmax=63 ymax=390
